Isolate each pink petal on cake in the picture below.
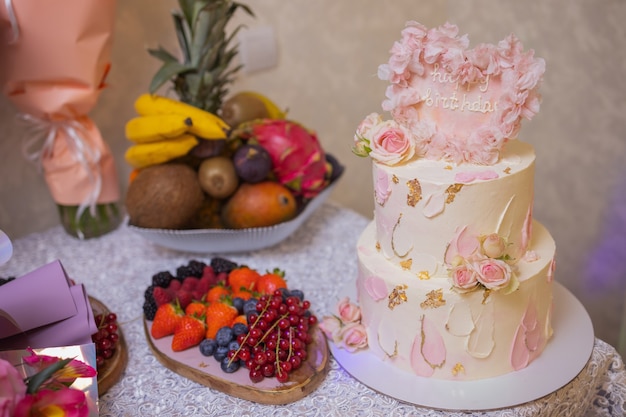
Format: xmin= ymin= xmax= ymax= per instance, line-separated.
xmin=510 ymin=325 xmax=530 ymax=370
xmin=445 ymin=225 xmax=480 ymax=264
xmin=423 ymin=192 xmax=446 ymax=218
xmin=421 ymin=316 xmax=446 ymax=368
xmin=521 ymin=303 xmax=538 ymax=332
xmin=364 ymin=276 xmax=388 ymax=301
xmin=454 ymin=170 xmax=499 ymax=183
xmin=525 ymin=326 xmax=544 ymax=352
xmin=410 ymin=326 xmax=435 ymax=377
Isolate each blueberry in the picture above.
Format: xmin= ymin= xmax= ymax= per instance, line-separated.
xmin=215 ymin=326 xmax=234 ymax=347
xmin=199 ymin=339 xmax=217 ymax=356
xmin=232 ymin=322 xmax=248 ymax=337
xmin=232 ymin=297 xmax=245 ymax=314
xmin=278 ymin=287 xmax=290 ymax=301
xmin=290 ymin=289 xmax=304 ymax=301
xmin=220 ymin=356 xmax=240 ymax=373
xmin=214 ymin=345 xmax=229 ymax=362
xmin=228 ymin=340 xmax=240 ymax=351
xmin=243 ymin=298 xmax=258 ymax=316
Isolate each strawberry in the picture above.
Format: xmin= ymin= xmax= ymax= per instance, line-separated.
xmin=171 ymin=315 xmax=206 ymax=352
xmin=232 ymin=314 xmax=248 ymax=327
xmin=185 ymin=300 xmax=208 ymax=317
xmin=152 ymin=286 xmax=173 ymax=307
xmin=206 ymin=284 xmax=231 ymax=304
xmin=256 ymin=268 xmax=287 ymax=295
xmin=151 ymin=302 xmax=184 ymax=339
xmin=228 ymin=267 xmax=260 ymax=292
xmin=232 ymin=288 xmax=254 ymax=301
xmin=205 ymin=301 xmax=238 ymax=339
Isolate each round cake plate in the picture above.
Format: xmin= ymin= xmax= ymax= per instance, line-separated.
xmin=330 ymin=281 xmax=594 ymax=411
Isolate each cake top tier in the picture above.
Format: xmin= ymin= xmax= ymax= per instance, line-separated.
xmin=353 ymin=22 xmax=545 ymax=166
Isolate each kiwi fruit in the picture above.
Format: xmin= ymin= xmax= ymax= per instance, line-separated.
xmin=220 ymin=93 xmax=270 ymax=128
xmin=198 ymin=156 xmax=239 ymax=199
xmin=125 ymin=163 xmax=204 ymax=229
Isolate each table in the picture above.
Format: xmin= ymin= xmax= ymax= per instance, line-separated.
xmin=3 ymin=202 xmax=626 ymax=416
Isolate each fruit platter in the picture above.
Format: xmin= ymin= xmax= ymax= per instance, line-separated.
xmin=141 ymin=258 xmax=330 ymax=405
xmin=123 ymin=2 xmax=343 ymax=253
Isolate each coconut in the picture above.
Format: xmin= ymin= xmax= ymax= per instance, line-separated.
xmin=125 ymin=163 xmax=204 ymax=229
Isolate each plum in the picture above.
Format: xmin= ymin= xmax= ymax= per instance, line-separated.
xmin=233 ymin=144 xmax=272 ymax=183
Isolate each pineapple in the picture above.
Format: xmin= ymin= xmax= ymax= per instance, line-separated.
xmin=147 ymin=0 xmax=254 ymax=114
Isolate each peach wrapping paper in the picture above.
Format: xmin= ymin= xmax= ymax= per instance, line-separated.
xmin=0 ymin=0 xmax=120 ymax=209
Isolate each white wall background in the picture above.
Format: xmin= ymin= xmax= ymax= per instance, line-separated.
xmin=1 ymin=0 xmax=625 ymax=350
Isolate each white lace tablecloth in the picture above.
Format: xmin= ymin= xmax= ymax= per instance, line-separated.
xmin=4 ymin=202 xmax=626 ymax=416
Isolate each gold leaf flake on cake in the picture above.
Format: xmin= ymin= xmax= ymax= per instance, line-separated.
xmin=444 ymin=165 xmax=453 ymax=170
xmin=445 ymin=183 xmax=464 ymax=204
xmin=418 ymin=270 xmax=430 ymax=280
xmin=452 ymin=363 xmax=465 ymax=376
xmin=392 ymin=174 xmax=399 ymax=184
xmin=388 ymin=284 xmax=408 ymax=310
xmin=406 ymin=179 xmax=422 ymax=207
xmin=420 ymin=289 xmax=446 ymax=309
xmin=400 ymin=259 xmax=413 ymax=270
xmin=503 ymin=167 xmax=511 ymax=174
xmin=375 ymin=241 xmax=381 ymax=251
xmin=379 ymin=338 xmax=398 ymax=359
xmin=482 ymin=289 xmax=492 ymax=305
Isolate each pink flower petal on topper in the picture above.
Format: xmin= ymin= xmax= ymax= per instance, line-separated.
xmin=410 ymin=316 xmax=446 ymax=376
xmin=364 ymin=276 xmax=388 ymax=301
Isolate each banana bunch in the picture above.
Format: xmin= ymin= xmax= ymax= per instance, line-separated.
xmin=124 ymin=94 xmax=231 ymax=169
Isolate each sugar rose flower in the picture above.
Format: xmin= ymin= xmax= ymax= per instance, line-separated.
xmin=337 ymin=297 xmax=361 ymax=323
xmin=0 ymin=359 xmax=27 ymax=417
xmin=476 ymin=258 xmax=512 ymax=290
xmin=13 ymin=388 xmax=89 ymax=417
xmin=338 ymin=322 xmax=368 ymax=352
xmin=319 ymin=316 xmax=342 ymax=344
xmin=368 ymin=120 xmax=416 ymax=165
xmin=481 ymin=233 xmax=506 ymax=259
xmin=451 ymin=265 xmax=479 ymax=290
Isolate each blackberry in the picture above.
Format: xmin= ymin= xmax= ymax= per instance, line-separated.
xmin=175 ymin=259 xmax=205 ymax=280
xmin=152 ymin=271 xmax=174 ymax=288
xmin=143 ymin=299 xmax=158 ymax=320
xmin=210 ymin=257 xmax=238 ymax=274
xmin=144 ymin=284 xmax=156 ymax=302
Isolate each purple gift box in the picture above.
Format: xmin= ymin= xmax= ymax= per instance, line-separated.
xmin=0 ymin=260 xmax=98 ymax=350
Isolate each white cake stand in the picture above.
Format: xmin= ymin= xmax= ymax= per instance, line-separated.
xmin=330 ymin=282 xmax=594 ymax=411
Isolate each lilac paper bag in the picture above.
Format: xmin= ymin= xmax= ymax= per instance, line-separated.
xmin=0 ymin=260 xmax=97 ymax=350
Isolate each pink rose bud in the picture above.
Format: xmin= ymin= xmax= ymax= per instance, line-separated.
xmin=339 ymin=322 xmax=368 ymax=352
xmin=482 ymin=233 xmax=506 ymax=259
xmin=337 ymin=297 xmax=361 ymax=323
xmin=319 ymin=316 xmax=343 ymax=344
xmin=476 ymin=258 xmax=511 ymax=290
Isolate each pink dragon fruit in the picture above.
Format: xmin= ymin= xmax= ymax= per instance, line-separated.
xmin=234 ymin=119 xmax=329 ymax=198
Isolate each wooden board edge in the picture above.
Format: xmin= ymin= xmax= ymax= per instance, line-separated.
xmin=143 ymin=318 xmax=330 ymax=405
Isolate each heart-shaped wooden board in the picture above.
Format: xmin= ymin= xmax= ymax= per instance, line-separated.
xmin=143 ymin=319 xmax=330 ymax=405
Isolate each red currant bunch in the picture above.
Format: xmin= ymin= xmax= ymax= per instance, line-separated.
xmin=226 ymin=289 xmax=318 ymax=383
xmin=91 ymin=312 xmax=119 ymax=368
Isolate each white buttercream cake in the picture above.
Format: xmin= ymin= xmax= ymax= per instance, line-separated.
xmin=329 ymin=22 xmax=555 ymax=381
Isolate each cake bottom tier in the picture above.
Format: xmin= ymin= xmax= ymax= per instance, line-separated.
xmin=355 ymin=220 xmax=556 ymax=380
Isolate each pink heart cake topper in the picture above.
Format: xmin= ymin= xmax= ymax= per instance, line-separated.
xmin=354 ymin=22 xmax=545 ymax=166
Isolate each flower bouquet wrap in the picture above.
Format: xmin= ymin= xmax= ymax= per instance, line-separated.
xmin=0 ymin=0 xmax=121 ymax=239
